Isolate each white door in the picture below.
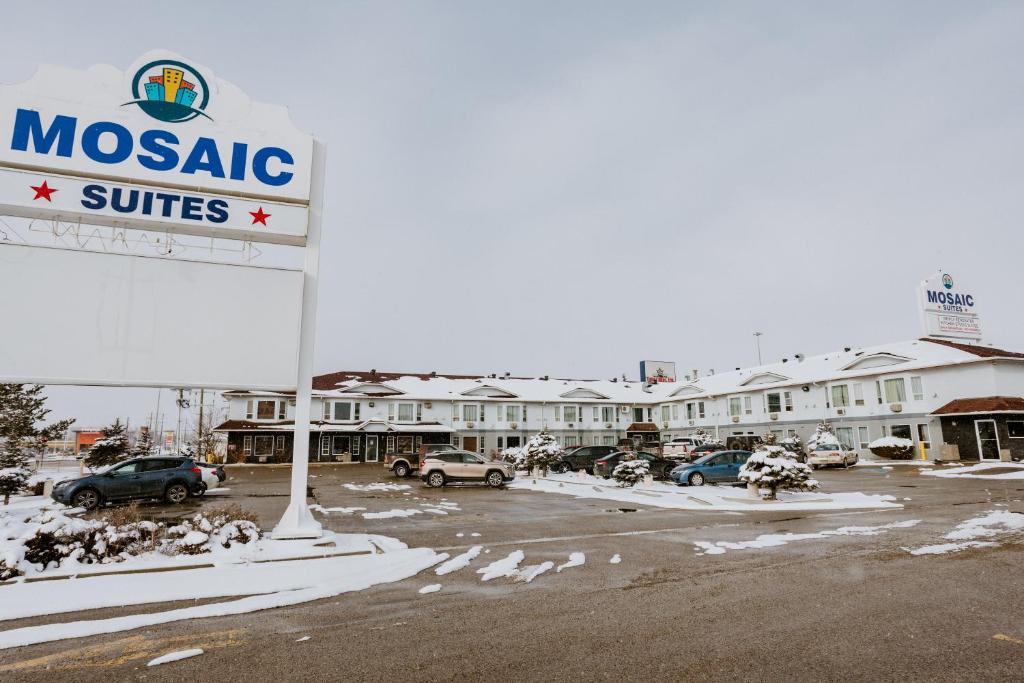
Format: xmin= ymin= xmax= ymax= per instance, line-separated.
xmin=975 ymin=420 xmax=1000 ymax=460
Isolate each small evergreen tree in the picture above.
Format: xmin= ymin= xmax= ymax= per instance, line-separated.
xmin=612 ymin=455 xmax=649 ymax=487
xmin=0 ymin=384 xmax=74 ymax=504
xmin=131 ymin=428 xmax=157 ymax=458
xmin=523 ymin=431 xmax=563 ymax=477
xmin=692 ymin=427 xmax=723 ymax=447
xmin=806 ymin=422 xmax=838 ymax=452
xmin=85 ymin=419 xmax=129 ymax=470
xmin=739 ymin=431 xmax=818 ymax=500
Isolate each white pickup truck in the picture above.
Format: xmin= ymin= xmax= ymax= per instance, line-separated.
xmin=661 ymin=437 xmax=699 ymax=460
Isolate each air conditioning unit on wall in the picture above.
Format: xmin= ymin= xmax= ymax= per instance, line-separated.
xmin=605 ymin=423 xmax=613 ymax=428
xmin=620 ymin=406 xmax=629 ymax=413
xmin=769 ymin=413 xmax=779 ymax=421
xmin=836 ymin=408 xmax=846 ymax=416
xmin=688 ymin=420 xmax=695 ymax=426
xmin=890 ymin=403 xmax=903 ymax=413
xmin=466 ymin=422 xmax=476 ymax=429
xmin=731 ymin=416 xmax=740 ymax=423
xmin=510 ymin=423 xmax=519 ymax=430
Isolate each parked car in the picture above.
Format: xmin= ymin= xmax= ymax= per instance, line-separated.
xmin=194 ymin=461 xmax=226 ymax=493
xmin=661 ymin=437 xmax=699 ymax=460
xmin=420 ymin=450 xmax=516 ymax=488
xmin=385 ymin=443 xmax=458 ymax=478
xmin=808 ymin=443 xmax=858 ymax=469
xmin=669 ymin=450 xmax=753 ymax=486
xmin=51 ymin=456 xmax=204 ymax=510
xmin=555 ymin=445 xmax=620 ymax=473
xmin=593 ymin=452 xmax=677 ymax=480
xmin=688 ymin=443 xmax=726 ymax=459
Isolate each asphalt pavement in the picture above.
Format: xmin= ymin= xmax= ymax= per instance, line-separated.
xmin=2 ymin=462 xmax=1023 ymax=682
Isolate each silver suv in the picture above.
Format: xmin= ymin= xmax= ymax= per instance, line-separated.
xmin=420 ymin=450 xmax=516 ymax=488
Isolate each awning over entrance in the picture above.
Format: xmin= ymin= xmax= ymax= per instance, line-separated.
xmin=625 ymin=422 xmax=659 ymax=432
xmin=931 ymin=396 xmax=1024 ymax=416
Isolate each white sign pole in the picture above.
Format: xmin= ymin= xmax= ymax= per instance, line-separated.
xmin=272 ymin=139 xmax=326 ymax=539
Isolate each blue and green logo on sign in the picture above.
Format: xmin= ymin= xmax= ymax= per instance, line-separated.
xmin=124 ymin=59 xmax=211 ymax=123
xmin=942 ymin=273 xmax=954 ymax=290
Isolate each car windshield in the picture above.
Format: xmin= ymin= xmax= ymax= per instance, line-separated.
xmin=817 ymin=444 xmax=840 ymax=452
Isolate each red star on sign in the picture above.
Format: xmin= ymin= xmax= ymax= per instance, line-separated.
xmin=31 ymin=180 xmax=58 ymax=201
xmin=249 ymin=207 xmax=271 ymax=226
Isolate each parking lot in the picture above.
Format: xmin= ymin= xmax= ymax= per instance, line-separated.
xmin=4 ymin=463 xmax=1024 ymax=681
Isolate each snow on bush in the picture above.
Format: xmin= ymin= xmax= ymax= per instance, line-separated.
xmin=612 ymin=458 xmax=649 ymax=487
xmin=806 ymin=422 xmax=839 ymax=452
xmin=0 ymin=503 xmax=261 ymax=579
xmin=780 ymin=434 xmax=803 ymax=456
xmin=739 ymin=433 xmax=819 ymax=500
xmin=164 ymin=504 xmax=260 ymax=555
xmin=523 ymin=432 xmax=564 ymax=476
xmin=692 ymin=428 xmax=723 ymax=447
xmin=500 ymin=447 xmax=526 ymax=471
xmin=868 ymin=436 xmax=915 ymax=460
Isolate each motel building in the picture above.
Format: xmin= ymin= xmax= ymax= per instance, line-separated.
xmin=214 ymin=337 xmax=1024 ymax=465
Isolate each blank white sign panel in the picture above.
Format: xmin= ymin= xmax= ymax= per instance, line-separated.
xmin=0 ymin=244 xmax=302 ymax=390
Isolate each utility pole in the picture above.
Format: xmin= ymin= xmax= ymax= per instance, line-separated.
xmin=753 ymin=331 xmax=763 ymax=366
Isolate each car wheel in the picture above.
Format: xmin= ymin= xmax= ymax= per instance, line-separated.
xmin=426 ymin=471 xmax=445 ymax=488
xmin=393 ymin=462 xmax=410 ymax=478
xmin=555 ymin=461 xmax=572 ymax=474
xmin=486 ymin=471 xmax=504 ymax=488
xmin=688 ymin=472 xmax=705 ymax=486
xmin=196 ymin=482 xmax=208 ymax=496
xmin=72 ymin=488 xmax=100 ymax=511
xmin=165 ymin=483 xmax=189 ymax=504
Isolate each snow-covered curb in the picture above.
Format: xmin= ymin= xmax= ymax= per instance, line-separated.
xmin=507 ymin=473 xmax=902 ymax=511
xmin=919 ymin=463 xmax=1024 ymax=480
xmin=905 ymin=510 xmax=1024 ymax=555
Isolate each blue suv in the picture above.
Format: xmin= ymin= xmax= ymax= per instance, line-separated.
xmin=670 ymin=450 xmax=753 ymax=486
xmin=51 ymin=456 xmax=204 ymax=510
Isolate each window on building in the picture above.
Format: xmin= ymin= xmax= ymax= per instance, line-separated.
xmin=523 ymin=405 xmax=528 ymax=422
xmin=884 ymin=378 xmax=907 ymax=403
xmin=743 ymin=397 xmax=752 ymax=415
xmin=275 ymin=435 xmax=285 ymax=451
xmin=672 ymin=405 xmax=679 ymax=420
xmin=858 ymin=426 xmax=870 ymax=449
xmin=661 ymin=406 xmax=670 ymax=423
xmin=245 ymin=400 xmax=253 ymax=420
xmin=332 ymin=402 xmax=354 ymax=421
xmin=1008 ymin=421 xmax=1024 ymax=438
xmin=836 ymin=427 xmax=854 ymax=449
xmin=462 ymin=404 xmax=477 ymax=422
xmin=320 ymin=437 xmax=329 ymax=457
xmin=686 ymin=403 xmax=695 ymax=420
xmin=784 ymin=392 xmax=793 ymax=412
xmin=853 ymin=383 xmax=865 ymax=406
xmin=767 ymin=393 xmax=782 ymax=413
xmin=397 ymin=403 xmax=415 ymax=422
xmin=563 ymin=405 xmax=578 ymax=423
xmin=698 ymin=401 xmax=706 ymax=418
xmin=507 ymin=405 xmax=521 ymax=423
xmin=890 ymin=424 xmax=912 ymax=440
xmin=564 ymin=436 xmax=578 ymax=447
xmin=497 ymin=436 xmax=504 ymax=449
xmin=646 ymin=407 xmax=653 ymax=422
xmin=602 ymin=436 xmax=615 ymax=446
xmin=416 ymin=404 xmax=422 ymax=422
xmin=831 ymin=385 xmax=849 ymax=408
xmin=386 ymin=435 xmax=395 ymax=452
xmin=397 ymin=436 xmax=413 ymax=453
xmin=554 ymin=406 xmax=562 ymax=422
xmin=452 ymin=404 xmax=459 ymax=421
xmin=911 ymin=376 xmax=924 ymax=401
xmin=875 ymin=380 xmax=884 ymax=405
xmin=243 ymin=435 xmax=252 ymax=454
xmin=479 ymin=405 xmax=485 ymax=422
xmin=729 ymin=398 xmax=742 ymax=417
xmin=602 ymin=406 xmax=615 ymax=423
xmin=256 ymin=400 xmax=277 ymax=420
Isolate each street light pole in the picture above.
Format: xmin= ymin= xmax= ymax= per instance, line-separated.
xmin=753 ymin=332 xmax=763 ymax=366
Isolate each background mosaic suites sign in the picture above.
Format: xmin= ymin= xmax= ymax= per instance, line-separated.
xmin=918 ymin=271 xmax=982 ymax=341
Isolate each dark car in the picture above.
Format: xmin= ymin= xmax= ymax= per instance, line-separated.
xmin=51 ymin=456 xmax=204 ymax=510
xmin=555 ymin=445 xmax=620 ymax=473
xmin=593 ymin=451 xmax=677 ymax=480
xmin=689 ymin=443 xmax=726 ymax=458
xmin=670 ymin=450 xmax=753 ymax=486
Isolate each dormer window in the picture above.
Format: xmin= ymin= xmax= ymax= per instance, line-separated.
xmin=247 ymin=399 xmax=287 ymax=421
xmin=323 ymin=401 xmax=361 ymax=421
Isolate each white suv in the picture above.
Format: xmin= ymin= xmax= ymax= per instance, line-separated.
xmin=420 ymin=451 xmax=516 ymax=488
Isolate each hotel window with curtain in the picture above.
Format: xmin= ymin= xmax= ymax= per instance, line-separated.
xmin=911 ymin=376 xmax=924 ymax=401
xmin=831 ymin=385 xmax=849 ymax=408
xmin=884 ymin=378 xmax=907 ymax=403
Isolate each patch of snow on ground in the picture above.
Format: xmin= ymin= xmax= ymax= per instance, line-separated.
xmin=471 ymin=532 xmax=481 ymax=537
xmin=295 ymin=636 xmax=311 ymax=642
xmin=147 ymin=648 xmax=204 ymax=666
xmin=418 ymin=583 xmax=442 ymax=594
xmin=920 ymin=463 xmax=1024 ymax=480
xmin=509 ymin=472 xmax=901 ymax=512
xmin=694 ymin=520 xmax=921 ymax=555
xmin=343 ymin=483 xmax=413 ymax=492
xmin=477 ymin=551 xmax=525 ymax=581
xmin=435 ymin=546 xmax=483 ymax=575
xmin=515 ymin=561 xmax=553 ymax=583
xmin=310 ymin=505 xmax=366 ymax=515
xmin=557 ymin=552 xmax=585 ymax=572
xmin=362 ymin=509 xmax=424 ymax=519
xmin=609 ymin=554 xmax=622 ymax=564
xmin=906 ymin=510 xmax=1024 ymax=555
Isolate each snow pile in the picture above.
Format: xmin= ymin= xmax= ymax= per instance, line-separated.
xmin=342 ymin=482 xmax=412 ymax=492
xmin=148 ymin=648 xmax=204 ymax=666
xmin=418 ymin=583 xmax=442 ymax=594
xmin=868 ymin=436 xmax=915 ymax=459
xmin=556 ymin=552 xmax=585 ymax=572
xmin=920 ymin=463 xmax=1024 ymax=481
xmin=694 ymin=519 xmax=921 ymax=555
xmin=612 ymin=459 xmax=649 ymax=487
xmin=739 ymin=443 xmax=818 ymax=500
xmin=164 ymin=508 xmax=260 ymax=556
xmin=477 ymin=550 xmax=525 ymax=581
xmin=508 ymin=471 xmax=900 ymax=512
xmin=435 ymin=545 xmax=483 ymax=575
xmin=515 ymin=561 xmax=554 ymax=583
xmin=362 ymin=509 xmax=424 ymax=519
xmin=609 ymin=554 xmax=622 ymax=564
xmin=906 ymin=510 xmax=1024 ymax=555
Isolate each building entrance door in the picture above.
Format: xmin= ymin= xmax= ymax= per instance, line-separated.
xmin=462 ymin=436 xmax=478 ymax=453
xmin=975 ymin=420 xmax=1000 ymax=460
xmin=365 ymin=435 xmax=379 ymax=463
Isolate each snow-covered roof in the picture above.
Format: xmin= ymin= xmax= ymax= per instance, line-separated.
xmin=234 ymin=338 xmax=1022 ymax=405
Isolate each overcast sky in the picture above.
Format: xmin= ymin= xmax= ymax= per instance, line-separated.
xmin=3 ymin=1 xmax=1023 ymax=429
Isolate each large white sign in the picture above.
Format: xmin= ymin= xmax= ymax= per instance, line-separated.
xmin=0 ymin=243 xmax=303 ymax=390
xmin=640 ymin=360 xmax=677 ymax=383
xmin=0 ymin=51 xmax=314 ymax=240
xmin=918 ymin=271 xmax=982 ymax=341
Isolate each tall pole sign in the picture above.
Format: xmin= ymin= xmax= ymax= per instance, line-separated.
xmin=0 ymin=51 xmax=324 ymax=538
xmin=917 ymin=271 xmax=982 ymax=342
